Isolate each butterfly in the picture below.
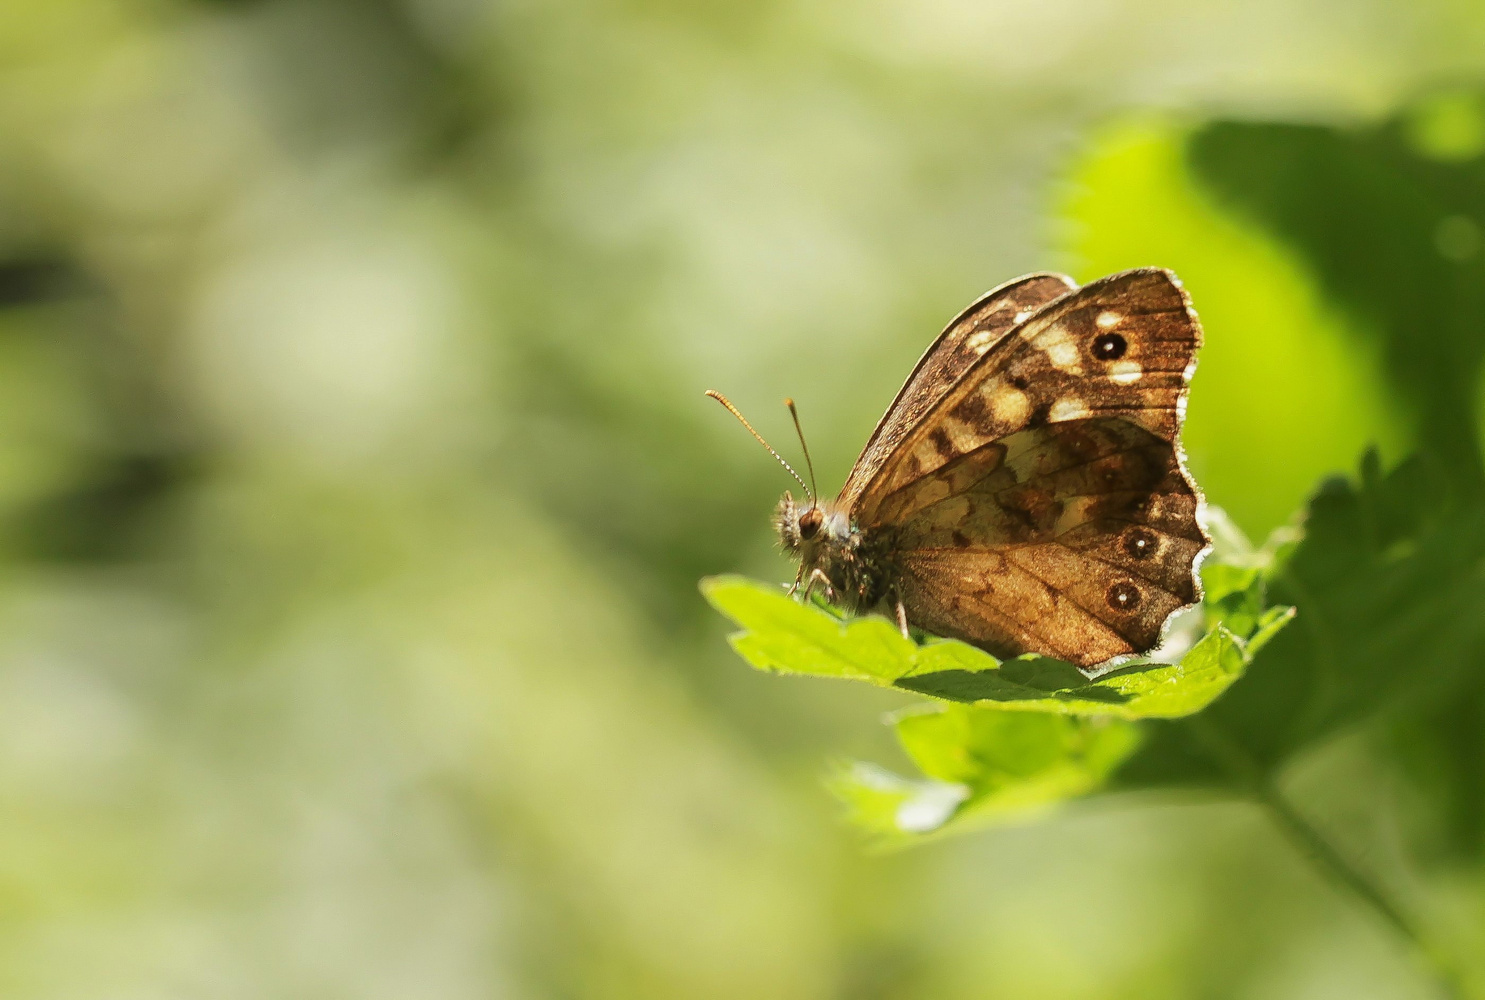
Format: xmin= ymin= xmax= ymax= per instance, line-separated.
xmin=709 ymin=268 xmax=1209 ymax=672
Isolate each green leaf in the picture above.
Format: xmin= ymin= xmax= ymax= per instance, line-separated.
xmin=1135 ymin=453 xmax=1485 ymax=783
xmin=831 ymin=708 xmax=1142 ymax=844
xmin=827 ymin=762 xmax=970 ymax=846
xmin=700 ymin=575 xmax=915 ymax=683
xmin=895 ymin=628 xmax=1247 ymax=720
xmin=1246 ymin=604 xmax=1297 ymax=659
xmin=703 ymin=555 xmax=1286 ymax=722
xmin=1188 ymin=117 xmax=1485 ymax=482
xmin=704 ymin=509 xmax=1295 ymax=838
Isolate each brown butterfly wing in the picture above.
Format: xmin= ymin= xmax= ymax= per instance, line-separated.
xmin=854 ymin=268 xmax=1206 ymax=668
xmin=892 ymin=419 xmax=1204 ymax=665
xmin=838 ymin=272 xmax=1077 ymax=511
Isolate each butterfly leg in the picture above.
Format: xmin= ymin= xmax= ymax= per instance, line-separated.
xmin=802 ymin=567 xmax=835 ymax=604
xmin=787 ymin=564 xmax=804 ymax=597
xmin=893 ymin=593 xmax=910 ymax=641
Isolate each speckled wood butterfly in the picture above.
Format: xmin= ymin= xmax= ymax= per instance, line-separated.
xmin=710 ymin=268 xmax=1208 ymax=671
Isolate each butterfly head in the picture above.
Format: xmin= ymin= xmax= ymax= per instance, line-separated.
xmin=708 ymin=388 xmax=836 ymax=548
xmin=774 ymin=491 xmax=852 ymax=556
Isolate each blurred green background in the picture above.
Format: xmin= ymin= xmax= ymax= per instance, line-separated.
xmin=4 ymin=0 xmax=1485 ymax=996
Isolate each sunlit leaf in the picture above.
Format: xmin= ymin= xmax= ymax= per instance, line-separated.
xmin=700 ymin=575 xmax=915 ymax=682
xmin=831 ymin=708 xmax=1142 ymax=844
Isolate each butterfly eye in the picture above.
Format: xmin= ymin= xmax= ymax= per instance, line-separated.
xmin=798 ymin=507 xmax=823 ymax=540
xmin=1091 ymin=332 xmax=1127 ymax=361
xmin=1106 ymin=581 xmax=1141 ymax=612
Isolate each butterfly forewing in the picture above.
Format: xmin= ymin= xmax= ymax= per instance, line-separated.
xmin=850 ymin=268 xmax=1206 ymax=668
xmin=854 ymin=269 xmax=1199 ymax=524
xmin=839 ymin=272 xmax=1076 ymax=512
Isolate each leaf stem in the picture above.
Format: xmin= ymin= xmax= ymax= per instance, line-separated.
xmin=1182 ymin=716 xmax=1467 ymax=999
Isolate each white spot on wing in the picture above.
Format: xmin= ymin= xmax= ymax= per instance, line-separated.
xmin=1025 ymin=323 xmax=1083 ymax=373
xmin=1109 ymin=360 xmax=1142 ymax=384
xmin=1049 ymin=397 xmax=1090 ymax=422
xmin=1013 ymin=309 xmax=1034 ymax=324
xmin=1096 ymin=310 xmax=1122 ymax=330
xmin=986 ymin=382 xmax=1031 ymax=425
xmin=966 ymin=329 xmax=996 ymax=355
xmin=940 ymin=416 xmax=985 ymax=450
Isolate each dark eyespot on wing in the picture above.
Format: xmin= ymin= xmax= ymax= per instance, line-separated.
xmin=1123 ymin=527 xmax=1158 ymax=559
xmin=1106 ymin=580 xmax=1140 ymax=611
xmin=1092 ymin=332 xmax=1127 ymax=361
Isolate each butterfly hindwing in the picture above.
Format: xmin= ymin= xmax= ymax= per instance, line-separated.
xmin=839 ymin=272 xmax=1076 ymax=512
xmin=891 ymin=418 xmax=1204 ymax=666
xmin=851 ymin=268 xmax=1206 ymax=667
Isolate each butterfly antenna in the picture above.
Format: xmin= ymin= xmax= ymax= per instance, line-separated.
xmin=705 ymin=390 xmax=813 ymax=501
xmin=784 ymin=398 xmax=819 ymax=504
